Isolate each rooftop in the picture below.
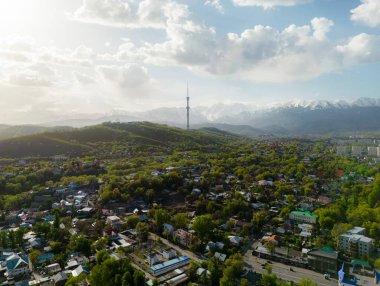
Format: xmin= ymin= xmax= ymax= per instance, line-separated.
xmin=290 ymin=210 xmax=318 ymax=218
xmin=150 ymin=256 xmax=189 ymax=272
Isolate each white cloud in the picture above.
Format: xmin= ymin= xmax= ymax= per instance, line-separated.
xmin=72 ymin=0 xmax=188 ymax=29
xmin=8 ymin=69 xmax=53 ymax=87
xmin=351 ymin=0 xmax=380 ymax=27
xmin=138 ymin=17 xmax=380 ymax=82
xmin=73 ymin=71 xmax=96 ymax=84
xmin=311 ymin=17 xmax=334 ymax=41
xmin=336 ymin=33 xmax=380 ymax=65
xmin=205 ymin=0 xmax=224 ymax=14
xmin=232 ymin=0 xmax=312 ymax=9
xmin=97 ymin=64 xmax=151 ymax=89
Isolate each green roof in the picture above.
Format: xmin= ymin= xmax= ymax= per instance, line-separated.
xmin=320 ymin=246 xmax=335 ymax=254
xmin=290 ymin=210 xmax=318 ymax=218
xmin=351 ymin=259 xmax=372 ymax=269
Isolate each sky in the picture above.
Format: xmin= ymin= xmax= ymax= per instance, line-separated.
xmin=0 ymin=0 xmax=379 ymax=124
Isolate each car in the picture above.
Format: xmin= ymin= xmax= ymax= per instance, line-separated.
xmin=324 ymin=274 xmax=330 ymax=280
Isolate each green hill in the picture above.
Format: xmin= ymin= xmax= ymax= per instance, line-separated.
xmin=0 ymin=124 xmax=73 ymax=141
xmin=0 ymin=122 xmax=241 ymax=158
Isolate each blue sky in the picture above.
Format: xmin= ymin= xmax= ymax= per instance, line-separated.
xmin=0 ymin=0 xmax=379 ymax=124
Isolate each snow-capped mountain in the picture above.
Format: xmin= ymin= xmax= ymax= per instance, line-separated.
xmin=42 ymin=98 xmax=380 ymax=136
xmin=273 ymin=98 xmax=380 ymax=110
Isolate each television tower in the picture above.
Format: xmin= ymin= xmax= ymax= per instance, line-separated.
xmin=186 ymin=83 xmax=190 ymax=130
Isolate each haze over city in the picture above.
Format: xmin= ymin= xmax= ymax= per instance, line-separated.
xmin=0 ymin=0 xmax=380 ymax=124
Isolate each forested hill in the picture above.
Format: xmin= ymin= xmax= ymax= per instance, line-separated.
xmin=0 ymin=122 xmax=241 ymax=158
xmin=0 ymin=124 xmax=72 ymax=141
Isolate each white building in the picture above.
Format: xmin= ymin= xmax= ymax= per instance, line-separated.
xmin=339 ymin=227 xmax=373 ymax=257
xmin=46 ymin=262 xmax=61 ymax=274
xmin=368 ymin=146 xmax=380 ymax=157
xmin=289 ymin=211 xmax=318 ymax=224
xmin=162 ymin=249 xmax=177 ymax=260
xmin=106 ymin=215 xmax=121 ymax=228
xmin=337 ymin=146 xmax=348 ymax=155
xmin=352 ymin=146 xmax=362 ymax=156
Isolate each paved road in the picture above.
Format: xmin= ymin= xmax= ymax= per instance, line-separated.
xmin=243 ymin=243 xmax=337 ymax=286
xmin=149 ymin=232 xmax=204 ymax=263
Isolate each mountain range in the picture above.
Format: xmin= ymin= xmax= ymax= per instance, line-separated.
xmin=0 ymin=98 xmax=380 ymax=140
xmin=37 ymin=98 xmax=380 ymax=136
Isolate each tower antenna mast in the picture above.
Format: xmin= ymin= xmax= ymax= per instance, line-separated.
xmin=186 ymin=82 xmax=190 ymax=130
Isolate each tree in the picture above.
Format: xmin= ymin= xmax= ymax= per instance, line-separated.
xmin=136 ymin=222 xmax=149 ymax=242
xmin=261 ymin=273 xmax=278 ymax=286
xmin=93 ymin=237 xmax=109 ymax=251
xmin=192 ymin=214 xmax=214 ymax=241
xmin=264 ymin=241 xmax=276 ymax=254
xmin=252 ymin=210 xmax=269 ymax=229
xmin=331 ymin=223 xmax=352 ymax=247
xmin=126 ymin=215 xmax=140 ymax=229
xmin=298 ymin=278 xmax=318 ymax=286
xmin=133 ymin=270 xmax=145 ymax=286
xmin=375 ymin=258 xmax=380 ymax=270
xmin=172 ymin=213 xmax=189 ymax=229
xmin=208 ymin=257 xmax=223 ymax=286
xmin=66 ymin=273 xmax=87 ymax=286
xmin=29 ymin=249 xmax=41 ymax=270
xmin=153 ymin=208 xmax=170 ymax=232
xmin=96 ymin=249 xmax=110 ymax=264
xmin=122 ymin=271 xmax=133 ymax=286
xmin=219 ymin=254 xmax=244 ymax=286
xmin=68 ymin=234 xmax=92 ymax=256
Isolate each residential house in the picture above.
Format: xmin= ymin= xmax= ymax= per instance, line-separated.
xmin=46 ymin=263 xmax=61 ymax=274
xmin=72 ymin=264 xmax=89 ymax=277
xmin=163 ymin=224 xmax=174 ymax=235
xmin=228 ymin=236 xmax=243 ymax=245
xmin=4 ymin=253 xmax=29 ymax=278
xmin=52 ymin=271 xmax=68 ymax=286
xmin=214 ymin=252 xmax=226 ymax=262
xmin=173 ymin=229 xmax=193 ymax=247
xmin=106 ymin=216 xmax=121 ymax=228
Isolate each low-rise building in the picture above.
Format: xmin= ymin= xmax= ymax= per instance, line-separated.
xmin=4 ymin=253 xmax=30 ymax=278
xmin=150 ymin=256 xmax=190 ymax=276
xmin=46 ymin=262 xmax=61 ymax=274
xmin=307 ymin=247 xmax=338 ymax=276
xmin=289 ymin=211 xmax=318 ymax=224
xmin=173 ymin=229 xmax=193 ymax=247
xmin=106 ymin=215 xmax=121 ymax=228
xmin=162 ymin=249 xmax=177 ymax=260
xmin=52 ymin=271 xmax=68 ymax=286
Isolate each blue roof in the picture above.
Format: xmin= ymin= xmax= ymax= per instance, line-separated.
xmin=341 ymin=279 xmax=357 ymax=286
xmin=38 ymin=253 xmax=54 ymax=262
xmin=150 ymin=256 xmax=189 ymax=272
xmin=6 ymin=255 xmax=28 ymax=271
xmin=375 ymin=270 xmax=380 ymax=282
xmin=43 ymin=215 xmax=54 ymax=222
